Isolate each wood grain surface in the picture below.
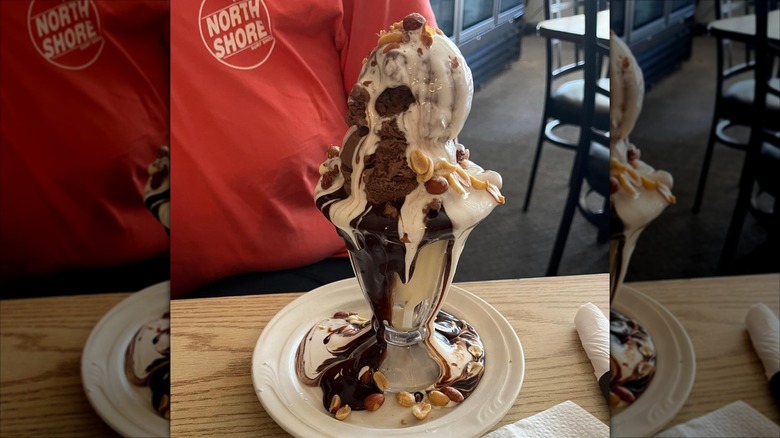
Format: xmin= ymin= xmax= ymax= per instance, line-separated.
xmin=0 ymin=293 xmax=130 ymax=437
xmin=4 ymin=273 xmax=775 ymax=437
xmin=170 ymin=274 xmax=610 ymax=437
xmin=626 ymin=273 xmax=780 ymax=429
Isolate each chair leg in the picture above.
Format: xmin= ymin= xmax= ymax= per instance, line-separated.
xmin=596 ymin=195 xmax=609 ymax=244
xmin=547 ymin=147 xmax=588 ymax=276
xmin=717 ymin=151 xmax=757 ymax=274
xmin=693 ymin=115 xmax=721 ymax=214
xmin=523 ymin=119 xmax=549 ymax=212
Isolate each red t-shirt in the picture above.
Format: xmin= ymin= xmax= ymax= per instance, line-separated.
xmin=0 ymin=0 xmax=169 ymax=285
xmin=170 ymin=0 xmax=436 ymax=296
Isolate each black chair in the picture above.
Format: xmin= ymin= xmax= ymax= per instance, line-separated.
xmin=718 ymin=0 xmax=780 ymax=272
xmin=693 ymin=0 xmax=780 ymax=213
xmin=522 ymin=0 xmax=610 ymax=212
xmin=546 ymin=0 xmax=610 ymax=276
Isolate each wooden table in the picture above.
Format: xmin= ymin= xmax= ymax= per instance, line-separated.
xmin=537 ymin=10 xmax=610 ymax=43
xmin=8 ymin=273 xmax=773 ymax=436
xmin=625 ymin=273 xmax=780 ymax=431
xmin=170 ymin=274 xmax=609 ymax=437
xmin=0 ymin=293 xmax=130 ymax=437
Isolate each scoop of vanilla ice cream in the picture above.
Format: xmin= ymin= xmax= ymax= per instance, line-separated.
xmin=610 ymin=32 xmax=644 ymax=145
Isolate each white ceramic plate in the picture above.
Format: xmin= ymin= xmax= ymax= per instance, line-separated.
xmin=611 ymin=286 xmax=696 ymax=437
xmin=251 ymin=278 xmax=524 ymax=437
xmin=81 ymin=282 xmax=170 ymax=438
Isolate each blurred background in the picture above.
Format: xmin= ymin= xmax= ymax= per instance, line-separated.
xmin=436 ymin=0 xmax=778 ymax=283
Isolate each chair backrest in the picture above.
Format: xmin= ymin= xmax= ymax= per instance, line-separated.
xmin=753 ymin=1 xmax=780 ymax=130
xmin=580 ymin=0 xmax=609 ymax=149
xmin=716 ymin=0 xmax=752 ymax=19
xmin=717 ymin=0 xmax=754 ymax=69
xmin=545 ymin=0 xmax=609 ymax=276
xmin=545 ymin=0 xmax=582 ymax=20
xmin=542 ymin=0 xmax=607 ymax=87
xmin=718 ymin=0 xmax=780 ymax=272
xmin=544 ymin=0 xmax=584 ymax=74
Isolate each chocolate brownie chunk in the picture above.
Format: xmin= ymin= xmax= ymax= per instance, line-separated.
xmin=375 ymin=86 xmax=416 ymax=117
xmin=346 ymin=84 xmax=369 ymax=127
xmin=363 ymin=120 xmax=417 ymax=205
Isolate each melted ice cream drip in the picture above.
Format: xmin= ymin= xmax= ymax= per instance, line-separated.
xmin=295 ymin=310 xmax=485 ymax=411
xmin=610 ymin=310 xmax=656 ymax=407
xmin=125 ymin=312 xmax=170 ymax=419
xmin=144 ymin=146 xmax=170 ymax=233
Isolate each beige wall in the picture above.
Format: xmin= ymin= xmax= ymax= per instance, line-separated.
xmin=524 ymin=0 xmax=546 ymax=24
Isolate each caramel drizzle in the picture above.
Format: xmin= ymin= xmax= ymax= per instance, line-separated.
xmin=610 ymin=159 xmax=676 ymax=204
xmin=408 ymin=149 xmax=505 ymax=205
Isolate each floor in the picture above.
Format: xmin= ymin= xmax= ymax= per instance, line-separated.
xmin=454 ymin=34 xmax=609 ymax=284
xmin=453 ymin=33 xmax=777 ymax=285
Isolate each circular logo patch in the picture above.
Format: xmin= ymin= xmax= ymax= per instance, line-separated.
xmin=27 ymin=0 xmax=104 ymax=70
xmin=199 ymin=0 xmax=275 ymax=70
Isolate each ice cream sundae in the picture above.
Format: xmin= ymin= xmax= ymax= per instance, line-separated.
xmin=295 ymin=13 xmax=503 ymax=420
xmin=609 ymin=33 xmax=675 ymax=408
xmin=125 ymin=312 xmax=170 ymax=419
xmin=144 ymin=146 xmax=170 ymax=233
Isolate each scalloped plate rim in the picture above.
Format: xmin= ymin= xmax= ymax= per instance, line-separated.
xmin=611 ymin=285 xmax=696 ymax=437
xmin=81 ymin=281 xmax=170 ymax=438
xmin=251 ymin=278 xmax=524 ymax=437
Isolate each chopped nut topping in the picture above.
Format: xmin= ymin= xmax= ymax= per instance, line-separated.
xmin=410 ymin=149 xmax=432 ymax=177
xmin=425 ymin=176 xmax=449 ymax=194
xmin=359 ymin=367 xmax=374 ymax=385
xmin=326 ymin=145 xmax=341 ymax=159
xmin=373 ymin=371 xmax=389 ymax=392
xmin=441 ymin=386 xmax=465 ymax=403
xmin=377 ymin=31 xmax=403 ymax=47
xmin=364 ymin=393 xmax=385 ymax=411
xmin=321 ymin=169 xmax=335 ymax=190
xmin=396 ymin=391 xmax=415 ymax=407
xmin=610 ymin=158 xmax=675 ymax=204
xmin=402 ymin=13 xmax=426 ymax=31
xmin=468 ymin=174 xmax=488 ymax=190
xmin=383 ymin=42 xmax=401 ymax=54
xmin=433 ymin=159 xmax=459 ymax=176
xmin=420 ymin=24 xmax=435 ymax=48
xmin=446 ymin=173 xmax=466 ymax=195
xmin=429 ymin=390 xmax=449 ymax=407
xmin=335 ymin=404 xmax=351 ymax=420
xmin=466 ymin=362 xmax=484 ymax=377
xmin=486 ymin=183 xmax=506 ymax=205
xmin=612 ymin=386 xmax=636 ymax=402
xmin=412 ymin=401 xmax=432 ymax=420
xmin=329 ymin=394 xmax=342 ymax=413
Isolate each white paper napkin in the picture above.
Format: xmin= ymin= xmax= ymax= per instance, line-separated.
xmin=654 ymin=401 xmax=780 ymax=437
xmin=482 ymin=400 xmax=608 ymax=438
xmin=574 ymin=303 xmax=610 ymax=380
xmin=746 ymin=303 xmax=780 ymax=380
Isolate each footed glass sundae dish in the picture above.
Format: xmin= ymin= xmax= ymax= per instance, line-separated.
xmin=609 ymin=32 xmax=675 ymax=409
xmin=295 ymin=13 xmax=504 ymax=420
